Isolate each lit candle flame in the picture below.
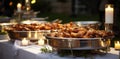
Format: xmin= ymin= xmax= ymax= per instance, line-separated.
xmin=31 ymin=0 xmax=36 ymax=4
xmin=107 ymin=5 xmax=111 ymax=8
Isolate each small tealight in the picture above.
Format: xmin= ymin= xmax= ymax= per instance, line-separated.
xmin=21 ymin=38 xmax=29 ymax=46
xmin=38 ymin=39 xmax=44 ymax=46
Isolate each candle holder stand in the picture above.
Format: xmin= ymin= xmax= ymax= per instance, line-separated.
xmin=16 ymin=11 xmax=23 ymax=23
xmin=26 ymin=11 xmax=31 ymax=20
xmin=105 ymin=23 xmax=113 ymax=32
xmin=68 ymin=39 xmax=74 ymax=57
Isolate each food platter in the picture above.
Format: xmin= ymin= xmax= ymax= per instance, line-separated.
xmin=4 ymin=22 xmax=113 ymax=49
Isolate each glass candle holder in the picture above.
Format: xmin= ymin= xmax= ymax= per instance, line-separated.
xmin=114 ymin=41 xmax=120 ymax=50
xmin=105 ymin=23 xmax=113 ymax=32
xmin=114 ymin=41 xmax=120 ymax=59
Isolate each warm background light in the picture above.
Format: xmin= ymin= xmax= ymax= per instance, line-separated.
xmin=31 ymin=0 xmax=36 ymax=4
xmin=9 ymin=2 xmax=13 ymax=6
xmin=25 ymin=0 xmax=29 ymax=3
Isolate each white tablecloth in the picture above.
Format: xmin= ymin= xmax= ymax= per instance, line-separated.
xmin=0 ymin=40 xmax=119 ymax=59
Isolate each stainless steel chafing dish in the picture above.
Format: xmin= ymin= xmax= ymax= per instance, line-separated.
xmin=74 ymin=21 xmax=101 ymax=29
xmin=74 ymin=21 xmax=100 ymax=26
xmin=21 ymin=20 xmax=47 ymax=24
xmin=46 ymin=35 xmax=111 ymax=50
xmin=0 ymin=23 xmax=17 ymax=30
xmin=7 ymin=30 xmax=50 ymax=40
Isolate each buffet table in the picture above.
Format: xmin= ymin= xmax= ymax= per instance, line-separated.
xmin=0 ymin=40 xmax=119 ymax=59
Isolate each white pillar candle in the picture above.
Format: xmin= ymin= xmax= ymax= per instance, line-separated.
xmin=21 ymin=38 xmax=29 ymax=46
xmin=38 ymin=39 xmax=45 ymax=45
xmin=115 ymin=41 xmax=120 ymax=50
xmin=105 ymin=4 xmax=114 ymax=24
xmin=17 ymin=3 xmax=22 ymax=12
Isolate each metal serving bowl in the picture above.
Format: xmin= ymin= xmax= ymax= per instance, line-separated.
xmin=46 ymin=36 xmax=111 ymax=50
xmin=21 ymin=20 xmax=47 ymax=24
xmin=74 ymin=21 xmax=101 ymax=29
xmin=74 ymin=21 xmax=100 ymax=26
xmin=7 ymin=30 xmax=50 ymax=40
xmin=0 ymin=23 xmax=17 ymax=30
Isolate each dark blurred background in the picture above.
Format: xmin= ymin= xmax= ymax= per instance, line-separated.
xmin=0 ymin=0 xmax=120 ymax=38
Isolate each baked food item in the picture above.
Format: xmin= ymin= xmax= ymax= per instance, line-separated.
xmin=47 ymin=27 xmax=114 ymax=38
